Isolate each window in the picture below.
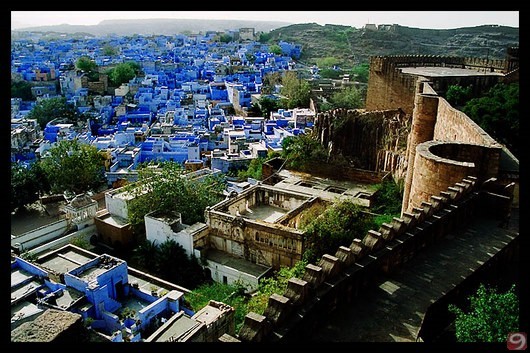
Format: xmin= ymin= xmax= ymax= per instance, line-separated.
xmin=223 ymin=276 xmax=228 ymax=284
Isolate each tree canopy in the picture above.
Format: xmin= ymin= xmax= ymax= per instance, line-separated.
xmin=126 ymin=162 xmax=226 ymax=233
xmin=462 ymin=83 xmax=519 ymax=157
xmin=26 ymin=96 xmax=81 ymax=129
xmin=445 ymin=84 xmax=473 ymax=107
xmin=269 ymin=44 xmax=282 ymax=55
xmin=302 ymin=199 xmax=375 ymax=262
xmin=39 ymin=139 xmax=107 ymax=195
xmin=76 ymin=56 xmax=97 ymax=73
xmin=107 ymin=62 xmax=139 ymax=87
xmin=280 ymin=71 xmax=311 ymax=109
xmin=281 ymin=134 xmax=327 ymax=171
xmin=326 ymin=86 xmax=364 ymax=110
xmin=131 ymin=239 xmax=206 ymax=289
xmin=350 ymin=63 xmax=370 ymax=83
xmin=10 ymin=162 xmax=50 ymax=213
xmin=449 ymin=284 xmax=519 ymax=342
xmin=11 ymin=80 xmax=33 ymax=101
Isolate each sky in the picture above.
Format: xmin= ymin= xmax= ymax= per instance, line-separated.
xmin=11 ymin=11 xmax=519 ymax=30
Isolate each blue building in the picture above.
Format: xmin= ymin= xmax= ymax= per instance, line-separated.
xmin=11 ymin=247 xmax=194 ymax=342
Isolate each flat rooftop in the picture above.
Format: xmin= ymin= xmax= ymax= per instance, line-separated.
xmin=39 ymin=250 xmax=93 ymax=274
xmin=150 ymin=312 xmax=200 ymax=342
xmin=96 ymin=212 xmax=130 ymax=227
xmin=206 ymin=248 xmax=271 ymax=278
xmin=274 ymin=169 xmax=375 ymax=204
xmin=399 ymin=66 xmax=505 ymax=77
xmin=241 ymin=204 xmax=287 ymax=223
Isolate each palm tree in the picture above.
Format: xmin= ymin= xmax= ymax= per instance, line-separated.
xmin=131 ymin=239 xmax=159 ymax=272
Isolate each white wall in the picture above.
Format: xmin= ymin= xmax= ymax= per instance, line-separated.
xmin=144 ymin=215 xmax=194 ymax=256
xmin=105 ymin=193 xmax=129 ymax=220
xmin=205 ymin=259 xmax=259 ymax=292
xmin=11 ymin=219 xmax=69 ymax=252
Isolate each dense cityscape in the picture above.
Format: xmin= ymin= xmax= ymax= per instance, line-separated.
xmin=10 ymin=14 xmax=522 ymax=346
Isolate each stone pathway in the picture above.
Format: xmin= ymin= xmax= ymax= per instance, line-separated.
xmin=311 ymin=210 xmax=519 ymax=342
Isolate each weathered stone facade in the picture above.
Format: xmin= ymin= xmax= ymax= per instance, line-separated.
xmin=205 ymin=184 xmax=324 ymax=269
xmin=312 ymin=108 xmax=410 ymax=181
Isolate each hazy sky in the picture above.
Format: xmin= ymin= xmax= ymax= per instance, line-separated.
xmin=11 ymin=11 xmax=519 ymax=30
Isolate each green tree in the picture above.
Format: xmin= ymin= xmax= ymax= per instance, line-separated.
xmin=319 ymin=68 xmax=342 ymax=79
xmin=102 ymin=44 xmax=118 ymax=56
xmin=257 ymin=96 xmax=282 ymax=118
xmin=10 ymin=162 xmax=50 ymax=213
xmin=107 ymin=62 xmax=137 ymax=87
xmin=280 ymin=71 xmax=311 ymax=108
xmin=219 ymin=34 xmax=233 ymax=43
xmin=76 ymin=56 xmax=97 ymax=73
xmin=316 ymin=56 xmax=340 ymax=68
xmin=258 ymin=32 xmax=272 ymax=43
xmin=187 ymin=281 xmax=249 ymax=332
xmin=269 ymin=44 xmax=282 ymax=55
xmin=462 ymin=83 xmax=519 ymax=157
xmin=131 ymin=239 xmax=159 ymax=272
xmin=11 ymin=80 xmax=33 ymax=100
xmin=449 ymin=284 xmax=519 ymax=342
xmin=39 ymin=139 xmax=106 ymax=195
xmin=238 ymin=157 xmax=264 ymax=181
xmin=125 ymin=61 xmax=142 ymax=76
xmin=350 ymin=63 xmax=370 ymax=83
xmin=261 ymin=72 xmax=282 ymax=95
xmin=126 ymin=162 xmax=225 ymax=233
xmin=247 ymin=259 xmax=307 ymax=315
xmin=26 ymin=96 xmax=81 ymax=129
xmin=281 ymin=134 xmax=327 ymax=171
xmin=445 ymin=84 xmax=472 ymax=106
xmin=329 ymin=86 xmax=364 ymax=109
xmin=302 ymin=199 xmax=374 ymax=262
xmin=245 ymin=53 xmax=256 ymax=64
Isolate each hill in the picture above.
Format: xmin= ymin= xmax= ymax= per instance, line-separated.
xmin=267 ymin=23 xmax=519 ymax=65
xmin=14 ymin=18 xmax=291 ymax=36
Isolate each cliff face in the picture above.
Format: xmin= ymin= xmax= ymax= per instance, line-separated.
xmin=313 ymin=108 xmax=411 ymax=181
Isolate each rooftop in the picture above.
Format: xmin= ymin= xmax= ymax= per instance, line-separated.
xmin=399 ymin=66 xmax=504 ymax=77
xmin=206 ymin=248 xmax=271 ymax=279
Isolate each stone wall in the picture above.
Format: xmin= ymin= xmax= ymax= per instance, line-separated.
xmin=406 ymin=141 xmax=500 ymax=211
xmin=401 ymin=81 xmax=503 ymax=213
xmin=313 ymin=108 xmax=410 ymax=181
xmin=365 ymin=55 xmax=512 ymax=115
xmin=237 ymin=176 xmax=484 ymax=342
xmin=434 ymin=97 xmax=499 ymax=146
xmin=206 ymin=209 xmax=305 ymax=269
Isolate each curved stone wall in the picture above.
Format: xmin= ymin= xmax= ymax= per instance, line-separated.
xmin=406 ymin=140 xmax=499 ymax=212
